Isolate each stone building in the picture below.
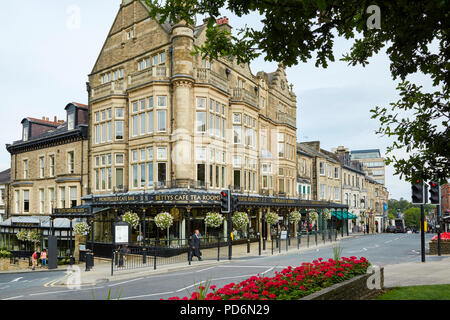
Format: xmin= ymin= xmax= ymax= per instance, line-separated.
xmin=81 ymin=0 xmax=346 ymax=255
xmin=333 ymin=146 xmax=367 ymax=233
xmin=296 ymin=147 xmax=313 ymax=200
xmin=1 ymin=103 xmax=89 ymax=252
xmin=297 ymin=142 xmax=342 ymax=204
xmin=0 ymin=169 xmax=10 ymax=222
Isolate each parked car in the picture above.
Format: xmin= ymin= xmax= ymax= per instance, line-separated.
xmin=385 ymin=225 xmax=396 ymax=233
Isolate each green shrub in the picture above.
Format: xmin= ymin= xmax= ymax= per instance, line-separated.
xmin=0 ymin=249 xmax=12 ymax=258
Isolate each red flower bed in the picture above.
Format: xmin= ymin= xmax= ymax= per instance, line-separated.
xmin=166 ymin=256 xmax=370 ymax=300
xmin=431 ymin=232 xmax=450 ymax=241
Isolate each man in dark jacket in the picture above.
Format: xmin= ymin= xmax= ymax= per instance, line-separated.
xmin=190 ymin=229 xmax=202 ymax=261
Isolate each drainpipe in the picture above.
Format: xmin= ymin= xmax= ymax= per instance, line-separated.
xmin=169 ymin=46 xmax=174 ymax=185
xmin=86 ymin=82 xmax=92 ymax=197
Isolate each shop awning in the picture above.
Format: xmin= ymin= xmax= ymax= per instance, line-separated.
xmin=331 ymin=210 xmax=357 ymax=220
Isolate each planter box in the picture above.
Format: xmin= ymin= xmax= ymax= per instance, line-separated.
xmin=300 ymin=267 xmax=384 ymax=300
xmin=429 ymin=241 xmax=450 ymax=255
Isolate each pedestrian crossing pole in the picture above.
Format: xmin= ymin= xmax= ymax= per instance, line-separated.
xmin=421 ymin=204 xmax=425 ymax=263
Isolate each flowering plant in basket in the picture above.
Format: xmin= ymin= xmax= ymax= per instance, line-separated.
xmin=155 ymin=212 xmax=173 ymax=230
xmin=265 ymin=211 xmax=279 ymax=225
xmin=232 ymin=212 xmax=249 ymax=231
xmin=122 ymin=212 xmax=140 ymax=229
xmin=73 ymin=222 xmax=91 ymax=236
xmin=205 ymin=212 xmax=224 ymax=228
xmin=289 ymin=211 xmax=302 ymax=224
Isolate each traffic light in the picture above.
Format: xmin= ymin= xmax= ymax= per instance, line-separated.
xmin=428 ymin=181 xmax=440 ymax=204
xmin=411 ymin=179 xmax=424 ymax=204
xmin=220 ymin=190 xmax=230 ymax=213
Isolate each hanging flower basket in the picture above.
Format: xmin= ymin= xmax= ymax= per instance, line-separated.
xmin=309 ymin=211 xmax=318 ymax=221
xmin=27 ymin=230 xmax=41 ymax=243
xmin=232 ymin=212 xmax=249 ymax=231
xmin=322 ymin=210 xmax=330 ymax=220
xmin=16 ymin=230 xmax=29 ymax=241
xmin=155 ymin=212 xmax=174 ymax=230
xmin=122 ymin=212 xmax=140 ymax=229
xmin=204 ymin=212 xmax=224 ymax=228
xmin=265 ymin=212 xmax=279 ymax=225
xmin=289 ymin=211 xmax=302 ymax=224
xmin=73 ymin=222 xmax=91 ymax=236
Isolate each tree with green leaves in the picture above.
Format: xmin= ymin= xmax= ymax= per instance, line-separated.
xmin=145 ymin=0 xmax=449 ymax=183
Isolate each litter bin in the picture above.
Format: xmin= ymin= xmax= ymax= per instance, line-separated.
xmin=85 ymin=250 xmax=94 ymax=272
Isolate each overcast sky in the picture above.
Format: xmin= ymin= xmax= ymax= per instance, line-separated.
xmin=0 ymin=1 xmax=436 ymax=201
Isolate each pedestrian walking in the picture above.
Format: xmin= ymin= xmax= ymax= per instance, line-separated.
xmin=190 ymin=229 xmax=202 ymax=261
xmin=31 ymin=250 xmax=38 ymax=270
xmin=118 ymin=245 xmax=124 ymax=267
xmin=40 ymin=249 xmax=47 ymax=268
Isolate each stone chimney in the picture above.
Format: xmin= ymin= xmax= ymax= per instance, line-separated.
xmin=303 ymin=141 xmax=320 ymax=151
xmin=216 ymin=16 xmax=232 ymax=38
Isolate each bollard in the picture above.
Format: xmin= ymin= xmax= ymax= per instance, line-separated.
xmin=217 ymin=237 xmax=220 ymax=261
xmin=258 ymin=233 xmax=261 ymax=256
xmin=154 ymin=242 xmax=157 ymax=270
xmin=271 ymin=237 xmax=274 ymax=255
xmin=143 ymin=247 xmax=147 ymax=265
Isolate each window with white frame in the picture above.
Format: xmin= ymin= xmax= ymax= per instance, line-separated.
xmin=49 ymin=155 xmax=55 ymax=177
xmin=59 ymin=187 xmax=65 ymax=208
xmin=23 ymin=160 xmax=28 ymax=179
xmin=39 ymin=157 xmax=45 ymax=178
xmin=39 ymin=189 xmax=44 ymax=214
xmin=23 ymin=190 xmax=30 ymax=213
xmin=68 ymin=151 xmax=75 ymax=174
xmin=319 ymin=162 xmax=325 ymax=175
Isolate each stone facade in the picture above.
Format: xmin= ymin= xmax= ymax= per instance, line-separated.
xmin=297 ymin=142 xmax=342 ymax=204
xmin=6 ymin=103 xmax=89 ymax=216
xmin=88 ymin=0 xmax=297 ymax=198
xmin=429 ymin=241 xmax=450 ymax=255
xmin=300 ymin=268 xmax=384 ymax=300
xmin=296 ymin=149 xmax=313 ymax=200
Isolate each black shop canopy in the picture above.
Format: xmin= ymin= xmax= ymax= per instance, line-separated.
xmin=52 ymin=205 xmax=109 ymax=219
xmin=83 ymin=190 xmax=348 ymax=210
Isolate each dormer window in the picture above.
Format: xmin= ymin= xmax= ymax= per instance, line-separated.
xmin=23 ymin=124 xmax=29 ymax=141
xmin=68 ymin=112 xmax=75 ymax=130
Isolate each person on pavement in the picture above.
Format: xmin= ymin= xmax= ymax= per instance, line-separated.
xmin=190 ymin=229 xmax=202 ymax=261
xmin=40 ymin=249 xmax=47 ymax=268
xmin=31 ymin=250 xmax=38 ymax=270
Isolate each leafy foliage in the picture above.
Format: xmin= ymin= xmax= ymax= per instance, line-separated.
xmin=144 ymin=0 xmax=449 ymax=182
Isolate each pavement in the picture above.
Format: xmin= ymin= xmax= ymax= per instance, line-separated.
xmin=3 ymin=232 xmax=450 ymax=291
xmin=383 ymin=255 xmax=450 ymax=288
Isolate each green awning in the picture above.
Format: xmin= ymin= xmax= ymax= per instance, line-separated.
xmin=331 ymin=210 xmax=357 ymax=220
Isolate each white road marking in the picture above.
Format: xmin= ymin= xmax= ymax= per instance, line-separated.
xmin=108 ymin=278 xmax=144 ymax=287
xmin=384 ymin=240 xmax=392 ymax=243
xmin=2 ymin=295 xmax=23 ymax=300
xmin=10 ymin=277 xmax=23 ymax=283
xmin=0 ymin=286 xmax=10 ymax=290
xmin=262 ymin=267 xmax=275 ymax=275
xmin=196 ymin=267 xmax=215 ymax=273
xmin=121 ymin=291 xmax=175 ymax=300
xmin=29 ymin=286 xmax=105 ymax=296
xmin=176 ymin=281 xmax=205 ymax=292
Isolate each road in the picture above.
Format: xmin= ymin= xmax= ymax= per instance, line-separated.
xmin=0 ymin=233 xmax=435 ymax=300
